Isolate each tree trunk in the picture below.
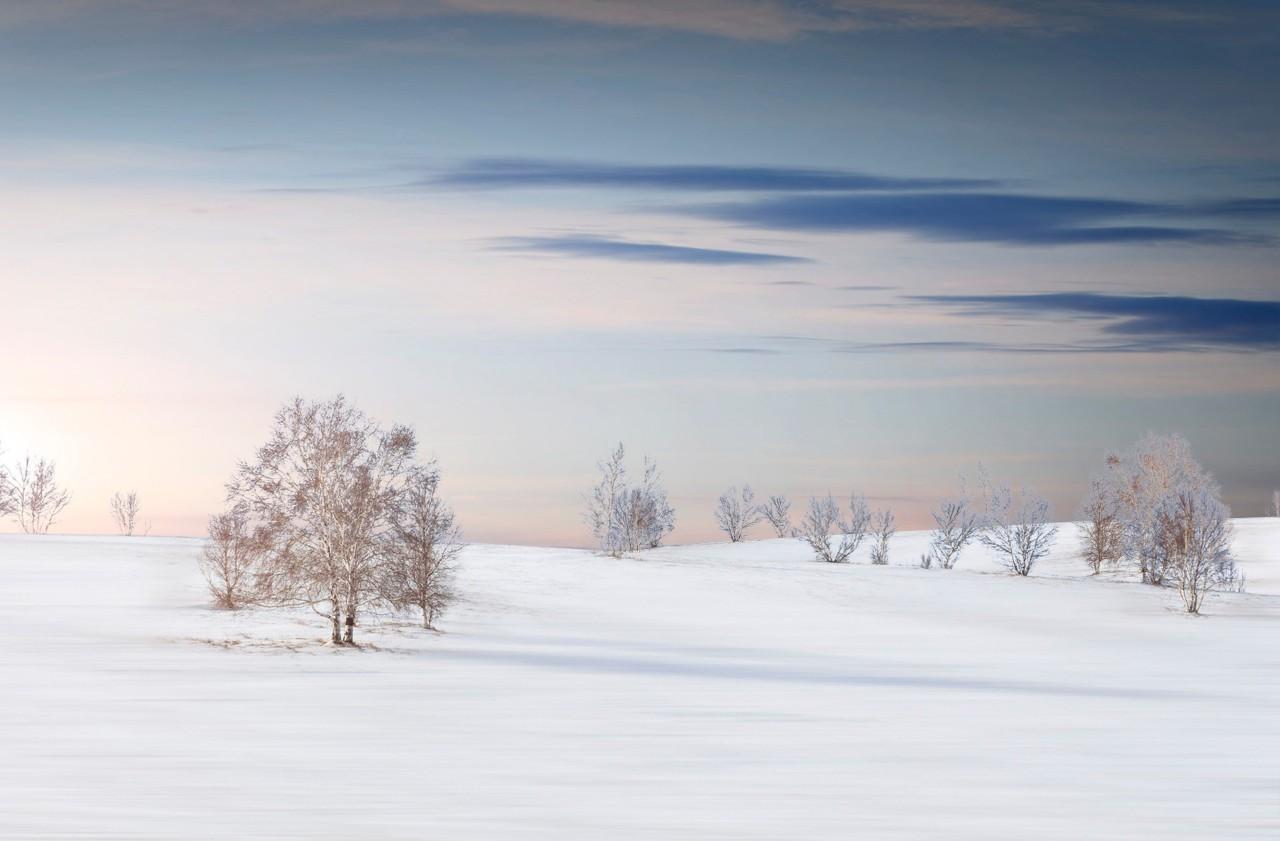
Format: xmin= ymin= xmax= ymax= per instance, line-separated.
xmin=344 ymin=608 xmax=356 ymax=645
xmin=330 ymin=608 xmax=342 ymax=645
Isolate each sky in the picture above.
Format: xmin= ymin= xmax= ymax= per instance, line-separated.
xmin=0 ymin=0 xmax=1277 ymax=544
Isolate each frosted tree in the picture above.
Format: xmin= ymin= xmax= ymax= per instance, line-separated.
xmin=385 ymin=463 xmax=463 ymax=630
xmin=1272 ymin=490 xmax=1279 ymax=518
xmin=714 ymin=485 xmax=762 ymax=542
xmin=797 ymin=493 xmax=869 ymax=563
xmin=757 ymin=495 xmax=792 ymax=537
xmin=978 ymin=474 xmax=1057 ymax=576
xmin=1078 ymin=476 xmax=1122 ymax=574
xmin=584 ymin=443 xmax=675 ymax=556
xmin=110 ymin=490 xmax=144 ymax=537
xmin=1153 ymin=485 xmax=1238 ymax=614
xmin=869 ymin=509 xmax=895 ymax=565
xmin=200 ymin=506 xmax=266 ymax=610
xmin=226 ymin=396 xmax=417 ymax=645
xmin=13 ymin=456 xmax=72 ymax=535
xmin=925 ymin=496 xmax=980 ymax=570
xmin=1094 ymin=433 xmax=1216 ymax=585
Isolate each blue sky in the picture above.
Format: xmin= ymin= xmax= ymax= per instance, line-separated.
xmin=0 ymin=1 xmax=1277 ymax=541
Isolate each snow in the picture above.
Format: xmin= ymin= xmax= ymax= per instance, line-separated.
xmin=2 ymin=520 xmax=1278 ymax=839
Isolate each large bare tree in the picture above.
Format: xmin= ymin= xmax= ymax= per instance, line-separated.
xmin=13 ymin=456 xmax=72 ymax=535
xmin=384 ymin=463 xmax=463 ymax=630
xmin=1078 ymin=476 xmax=1122 ymax=574
xmin=226 ymin=396 xmax=417 ymax=645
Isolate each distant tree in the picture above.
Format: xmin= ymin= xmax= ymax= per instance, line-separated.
xmin=714 ymin=485 xmax=762 ymax=542
xmin=110 ymin=490 xmax=145 ymax=537
xmin=757 ymin=494 xmax=792 ymax=538
xmin=925 ymin=496 xmax=980 ymax=570
xmin=978 ymin=473 xmax=1057 ymax=577
xmin=226 ymin=396 xmax=417 ymax=645
xmin=1153 ymin=485 xmax=1238 ymax=614
xmin=200 ymin=506 xmax=266 ymax=610
xmin=13 ymin=455 xmax=72 ymax=535
xmin=869 ymin=509 xmax=895 ymax=565
xmin=1078 ymin=477 xmax=1122 ymax=574
xmin=584 ymin=443 xmax=675 ymax=556
xmin=385 ymin=463 xmax=463 ymax=630
xmin=0 ymin=445 xmax=13 ymax=521
xmin=797 ymin=493 xmax=870 ymax=563
xmin=1272 ymin=489 xmax=1279 ymax=518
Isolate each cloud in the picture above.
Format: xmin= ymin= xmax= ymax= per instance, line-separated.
xmin=912 ymin=292 xmax=1280 ymax=350
xmin=0 ymin=1 xmax=1219 ymax=40
xmin=490 ymin=234 xmax=810 ymax=265
xmin=428 ymin=158 xmax=998 ymax=192
xmin=680 ymin=192 xmax=1272 ymax=246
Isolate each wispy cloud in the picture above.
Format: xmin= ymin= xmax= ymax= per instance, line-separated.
xmin=679 ymin=192 xmax=1275 ymax=246
xmin=0 ymin=1 xmax=1223 ymax=41
xmin=912 ymin=292 xmax=1280 ymax=350
xmin=490 ymin=234 xmax=810 ymax=265
xmin=429 ymin=158 xmax=998 ymax=192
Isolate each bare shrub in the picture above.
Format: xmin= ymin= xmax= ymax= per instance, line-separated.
xmin=201 ymin=506 xmax=266 ymax=609
xmin=869 ymin=509 xmax=895 ymax=565
xmin=715 ymin=485 xmax=762 ymax=542
xmin=926 ymin=497 xmax=980 ymax=570
xmin=110 ymin=490 xmax=146 ymax=537
xmin=385 ymin=464 xmax=463 ymax=630
xmin=226 ymin=396 xmax=417 ymax=645
xmin=757 ymin=495 xmax=791 ymax=537
xmin=978 ymin=474 xmax=1058 ymax=576
xmin=798 ymin=493 xmax=869 ymax=563
xmin=13 ymin=456 xmax=72 ymax=535
xmin=1154 ymin=485 xmax=1238 ymax=614
xmin=584 ymin=443 xmax=675 ymax=556
xmin=1078 ymin=477 xmax=1122 ymax=574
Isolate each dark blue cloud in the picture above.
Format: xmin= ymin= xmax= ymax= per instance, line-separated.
xmin=682 ymin=193 xmax=1269 ymax=246
xmin=490 ymin=235 xmax=809 ymax=265
xmin=430 ymin=158 xmax=999 ymax=192
xmin=912 ymin=293 xmax=1280 ymax=349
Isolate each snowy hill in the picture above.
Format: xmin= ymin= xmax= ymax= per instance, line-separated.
xmin=2 ymin=521 xmax=1278 ymax=839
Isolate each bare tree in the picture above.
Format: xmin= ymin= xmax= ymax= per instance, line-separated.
xmin=1078 ymin=476 xmax=1122 ymax=574
xmin=1154 ymin=485 xmax=1238 ymax=614
xmin=869 ymin=509 xmax=895 ymax=565
xmin=1095 ymin=433 xmax=1216 ymax=586
xmin=0 ymin=445 xmax=14 ymax=521
xmin=978 ymin=475 xmax=1058 ymax=576
xmin=385 ymin=463 xmax=463 ymax=630
xmin=757 ymin=495 xmax=791 ymax=538
xmin=110 ymin=490 xmax=144 ymax=537
xmin=13 ymin=456 xmax=72 ymax=535
xmin=226 ymin=396 xmax=417 ymax=645
xmin=715 ymin=485 xmax=762 ymax=542
xmin=584 ymin=443 xmax=675 ymax=556
xmin=797 ymin=493 xmax=869 ymax=563
xmin=925 ymin=497 xmax=980 ymax=570
xmin=200 ymin=506 xmax=266 ymax=609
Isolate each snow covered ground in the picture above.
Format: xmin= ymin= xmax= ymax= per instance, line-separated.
xmin=2 ymin=520 xmax=1277 ymax=839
